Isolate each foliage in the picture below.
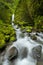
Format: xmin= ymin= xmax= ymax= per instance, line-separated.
xmin=0 ymin=0 xmax=18 ymax=49
xmin=0 ymin=20 xmax=16 ymax=49
xmin=34 ymin=16 xmax=43 ymax=32
xmin=14 ymin=0 xmax=43 ymax=32
xmin=0 ymin=0 xmax=43 ymax=49
xmin=15 ymin=0 xmax=33 ymax=26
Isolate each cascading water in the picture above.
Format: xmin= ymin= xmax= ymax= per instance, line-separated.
xmin=2 ymin=14 xmax=43 ymax=65
xmin=12 ymin=14 xmax=15 ymax=22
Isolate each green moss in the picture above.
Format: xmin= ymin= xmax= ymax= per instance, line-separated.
xmin=26 ymin=26 xmax=32 ymax=29
xmin=5 ymin=35 xmax=10 ymax=42
xmin=21 ymin=26 xmax=25 ymax=30
xmin=0 ymin=21 xmax=16 ymax=49
xmin=10 ymin=36 xmax=16 ymax=42
xmin=0 ymin=39 xmax=5 ymax=48
xmin=0 ymin=33 xmax=5 ymax=48
xmin=26 ymin=29 xmax=31 ymax=33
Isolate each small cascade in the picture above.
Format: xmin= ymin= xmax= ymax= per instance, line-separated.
xmin=12 ymin=14 xmax=14 ymax=22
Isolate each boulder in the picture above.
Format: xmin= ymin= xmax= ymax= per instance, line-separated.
xmin=32 ymin=45 xmax=42 ymax=60
xmin=30 ymin=32 xmax=37 ymax=40
xmin=20 ymin=33 xmax=24 ymax=38
xmin=8 ymin=47 xmax=18 ymax=61
xmin=21 ymin=47 xmax=28 ymax=59
xmin=30 ymin=32 xmax=36 ymax=36
xmin=22 ymin=29 xmax=26 ymax=33
xmin=31 ymin=35 xmax=37 ymax=40
xmin=0 ymin=56 xmax=2 ymax=65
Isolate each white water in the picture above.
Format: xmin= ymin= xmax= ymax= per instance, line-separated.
xmin=12 ymin=14 xmax=14 ymax=22
xmin=2 ymin=14 xmax=43 ymax=65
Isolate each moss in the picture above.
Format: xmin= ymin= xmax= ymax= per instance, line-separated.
xmin=5 ymin=35 xmax=10 ymax=42
xmin=0 ymin=21 xmax=16 ymax=49
xmin=0 ymin=40 xmax=6 ymax=48
xmin=26 ymin=29 xmax=31 ymax=33
xmin=0 ymin=33 xmax=5 ymax=48
xmin=10 ymin=36 xmax=16 ymax=42
xmin=26 ymin=26 xmax=32 ymax=29
xmin=21 ymin=26 xmax=25 ymax=30
xmin=26 ymin=26 xmax=32 ymax=33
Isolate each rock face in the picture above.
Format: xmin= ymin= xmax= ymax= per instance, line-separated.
xmin=7 ymin=47 xmax=18 ymax=61
xmin=32 ymin=45 xmax=42 ymax=60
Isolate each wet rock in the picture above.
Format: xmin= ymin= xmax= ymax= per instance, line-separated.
xmin=0 ymin=56 xmax=2 ymax=65
xmin=0 ymin=46 xmax=6 ymax=65
xmin=0 ymin=56 xmax=4 ymax=65
xmin=8 ymin=47 xmax=18 ymax=61
xmin=32 ymin=45 xmax=42 ymax=60
xmin=31 ymin=35 xmax=37 ymax=40
xmin=0 ymin=53 xmax=5 ymax=65
xmin=25 ymin=33 xmax=30 ymax=37
xmin=30 ymin=32 xmax=37 ymax=40
xmin=30 ymin=32 xmax=36 ymax=36
xmin=21 ymin=47 xmax=28 ymax=59
xmin=36 ymin=33 xmax=39 ymax=36
xmin=37 ymin=52 xmax=43 ymax=65
xmin=20 ymin=33 xmax=24 ymax=38
xmin=0 ymin=46 xmax=6 ymax=53
xmin=22 ymin=29 xmax=26 ymax=33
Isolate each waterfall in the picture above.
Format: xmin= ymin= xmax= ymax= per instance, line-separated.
xmin=12 ymin=14 xmax=14 ymax=22
xmin=2 ymin=14 xmax=43 ymax=65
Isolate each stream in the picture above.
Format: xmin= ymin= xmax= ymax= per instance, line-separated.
xmin=0 ymin=14 xmax=43 ymax=65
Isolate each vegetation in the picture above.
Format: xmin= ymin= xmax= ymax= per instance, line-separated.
xmin=14 ymin=0 xmax=43 ymax=32
xmin=0 ymin=0 xmax=43 ymax=48
xmin=0 ymin=20 xmax=16 ymax=49
xmin=0 ymin=0 xmax=17 ymax=49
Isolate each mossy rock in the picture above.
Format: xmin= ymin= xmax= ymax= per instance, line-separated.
xmin=21 ymin=26 xmax=25 ymax=31
xmin=5 ymin=35 xmax=10 ymax=42
xmin=0 ymin=39 xmax=6 ymax=49
xmin=31 ymin=35 xmax=37 ymax=40
xmin=20 ymin=33 xmax=24 ymax=38
xmin=26 ymin=29 xmax=31 ymax=33
xmin=26 ymin=26 xmax=32 ymax=33
xmin=26 ymin=26 xmax=32 ymax=29
xmin=10 ymin=36 xmax=16 ymax=42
